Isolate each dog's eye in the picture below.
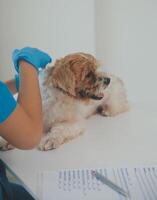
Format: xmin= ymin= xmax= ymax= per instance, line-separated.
xmin=86 ymin=72 xmax=92 ymax=78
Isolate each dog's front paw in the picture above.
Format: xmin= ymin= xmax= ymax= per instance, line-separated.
xmin=100 ymin=109 xmax=112 ymax=117
xmin=97 ymin=105 xmax=118 ymax=117
xmin=0 ymin=137 xmax=14 ymax=151
xmin=38 ymin=135 xmax=61 ymax=151
xmin=97 ymin=105 xmax=111 ymax=117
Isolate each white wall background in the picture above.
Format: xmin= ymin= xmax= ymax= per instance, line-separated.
xmin=0 ymin=0 xmax=95 ymax=80
xmin=0 ymin=0 xmax=157 ymax=102
xmin=96 ymin=0 xmax=157 ymax=102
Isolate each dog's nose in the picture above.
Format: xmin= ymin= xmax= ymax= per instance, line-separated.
xmin=104 ymin=77 xmax=110 ymax=85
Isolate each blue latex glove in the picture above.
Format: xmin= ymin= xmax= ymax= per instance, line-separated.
xmin=12 ymin=47 xmax=52 ymax=73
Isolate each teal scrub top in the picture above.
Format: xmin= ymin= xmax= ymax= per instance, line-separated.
xmin=0 ymin=81 xmax=17 ymax=123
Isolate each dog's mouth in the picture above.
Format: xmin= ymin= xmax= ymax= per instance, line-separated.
xmin=79 ymin=90 xmax=104 ymax=100
xmin=88 ymin=93 xmax=104 ymax=100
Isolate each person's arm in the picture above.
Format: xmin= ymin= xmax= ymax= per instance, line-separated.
xmin=0 ymin=61 xmax=43 ymax=149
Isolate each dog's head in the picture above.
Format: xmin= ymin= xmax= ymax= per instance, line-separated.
xmin=46 ymin=53 xmax=110 ymax=100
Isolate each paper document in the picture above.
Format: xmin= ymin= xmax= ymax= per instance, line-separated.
xmin=39 ymin=167 xmax=157 ymax=200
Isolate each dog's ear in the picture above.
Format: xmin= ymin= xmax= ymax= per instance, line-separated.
xmin=50 ymin=64 xmax=76 ymax=96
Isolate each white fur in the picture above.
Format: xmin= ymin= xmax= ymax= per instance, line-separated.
xmin=38 ymin=71 xmax=129 ymax=151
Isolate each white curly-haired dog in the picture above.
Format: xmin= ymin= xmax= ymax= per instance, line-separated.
xmin=0 ymin=53 xmax=129 ymax=151
xmin=38 ymin=53 xmax=129 ymax=150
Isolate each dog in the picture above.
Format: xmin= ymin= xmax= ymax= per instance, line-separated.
xmin=38 ymin=53 xmax=129 ymax=150
xmin=0 ymin=52 xmax=129 ymax=151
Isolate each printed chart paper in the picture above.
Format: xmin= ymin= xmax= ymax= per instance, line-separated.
xmin=39 ymin=167 xmax=157 ymax=200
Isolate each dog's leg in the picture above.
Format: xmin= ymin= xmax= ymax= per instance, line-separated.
xmin=98 ymin=98 xmax=129 ymax=117
xmin=38 ymin=122 xmax=84 ymax=151
xmin=0 ymin=137 xmax=14 ymax=151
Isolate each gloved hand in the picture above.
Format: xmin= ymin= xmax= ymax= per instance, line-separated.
xmin=12 ymin=47 xmax=52 ymax=73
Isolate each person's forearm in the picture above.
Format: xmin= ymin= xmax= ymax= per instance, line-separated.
xmin=17 ymin=61 xmax=43 ymax=130
xmin=0 ymin=46 xmax=50 ymax=149
xmin=5 ymin=79 xmax=17 ymax=94
xmin=0 ymin=63 xmax=43 ymax=149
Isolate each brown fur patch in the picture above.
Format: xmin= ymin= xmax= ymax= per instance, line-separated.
xmin=46 ymin=52 xmax=100 ymax=99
